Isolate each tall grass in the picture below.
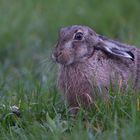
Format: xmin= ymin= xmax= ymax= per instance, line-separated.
xmin=0 ymin=0 xmax=140 ymax=139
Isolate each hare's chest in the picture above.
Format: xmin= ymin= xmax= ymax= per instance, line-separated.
xmin=58 ymin=66 xmax=92 ymax=95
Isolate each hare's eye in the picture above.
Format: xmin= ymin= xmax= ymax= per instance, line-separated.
xmin=74 ymin=32 xmax=83 ymax=40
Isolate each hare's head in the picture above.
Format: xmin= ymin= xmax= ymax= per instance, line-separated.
xmin=53 ymin=25 xmax=134 ymax=65
xmin=52 ymin=25 xmax=98 ymax=65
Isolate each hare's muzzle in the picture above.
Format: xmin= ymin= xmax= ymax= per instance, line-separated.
xmin=52 ymin=49 xmax=63 ymax=62
xmin=52 ymin=49 xmax=74 ymax=65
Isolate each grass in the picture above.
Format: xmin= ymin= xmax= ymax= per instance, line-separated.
xmin=0 ymin=0 xmax=140 ymax=139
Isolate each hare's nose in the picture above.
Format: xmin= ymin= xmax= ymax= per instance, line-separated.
xmin=57 ymin=51 xmax=62 ymax=57
xmin=56 ymin=51 xmax=62 ymax=57
xmin=53 ymin=51 xmax=63 ymax=59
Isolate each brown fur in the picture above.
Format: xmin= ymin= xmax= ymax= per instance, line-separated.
xmin=52 ymin=25 xmax=140 ymax=110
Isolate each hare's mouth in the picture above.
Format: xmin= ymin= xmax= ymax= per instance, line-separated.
xmin=57 ymin=58 xmax=74 ymax=66
xmin=52 ymin=54 xmax=74 ymax=66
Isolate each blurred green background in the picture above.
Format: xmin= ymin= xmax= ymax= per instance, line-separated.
xmin=0 ymin=0 xmax=140 ymax=139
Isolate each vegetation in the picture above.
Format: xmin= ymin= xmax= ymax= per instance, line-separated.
xmin=0 ymin=0 xmax=140 ymax=139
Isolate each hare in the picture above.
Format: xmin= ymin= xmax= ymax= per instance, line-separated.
xmin=52 ymin=25 xmax=140 ymax=111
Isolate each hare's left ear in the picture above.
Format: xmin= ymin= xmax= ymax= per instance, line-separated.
xmin=95 ymin=40 xmax=135 ymax=61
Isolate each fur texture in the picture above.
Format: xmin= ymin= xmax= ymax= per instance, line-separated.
xmin=52 ymin=25 xmax=140 ymax=109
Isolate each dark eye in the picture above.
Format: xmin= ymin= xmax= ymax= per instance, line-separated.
xmin=74 ymin=32 xmax=83 ymax=40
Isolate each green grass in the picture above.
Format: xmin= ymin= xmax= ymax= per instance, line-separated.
xmin=0 ymin=0 xmax=140 ymax=139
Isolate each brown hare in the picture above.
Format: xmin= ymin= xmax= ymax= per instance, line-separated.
xmin=52 ymin=25 xmax=140 ymax=112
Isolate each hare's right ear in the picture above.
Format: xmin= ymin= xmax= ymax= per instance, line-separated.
xmin=95 ymin=40 xmax=135 ymax=61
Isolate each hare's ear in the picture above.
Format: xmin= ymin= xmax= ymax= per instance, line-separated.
xmin=96 ymin=41 xmax=135 ymax=61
